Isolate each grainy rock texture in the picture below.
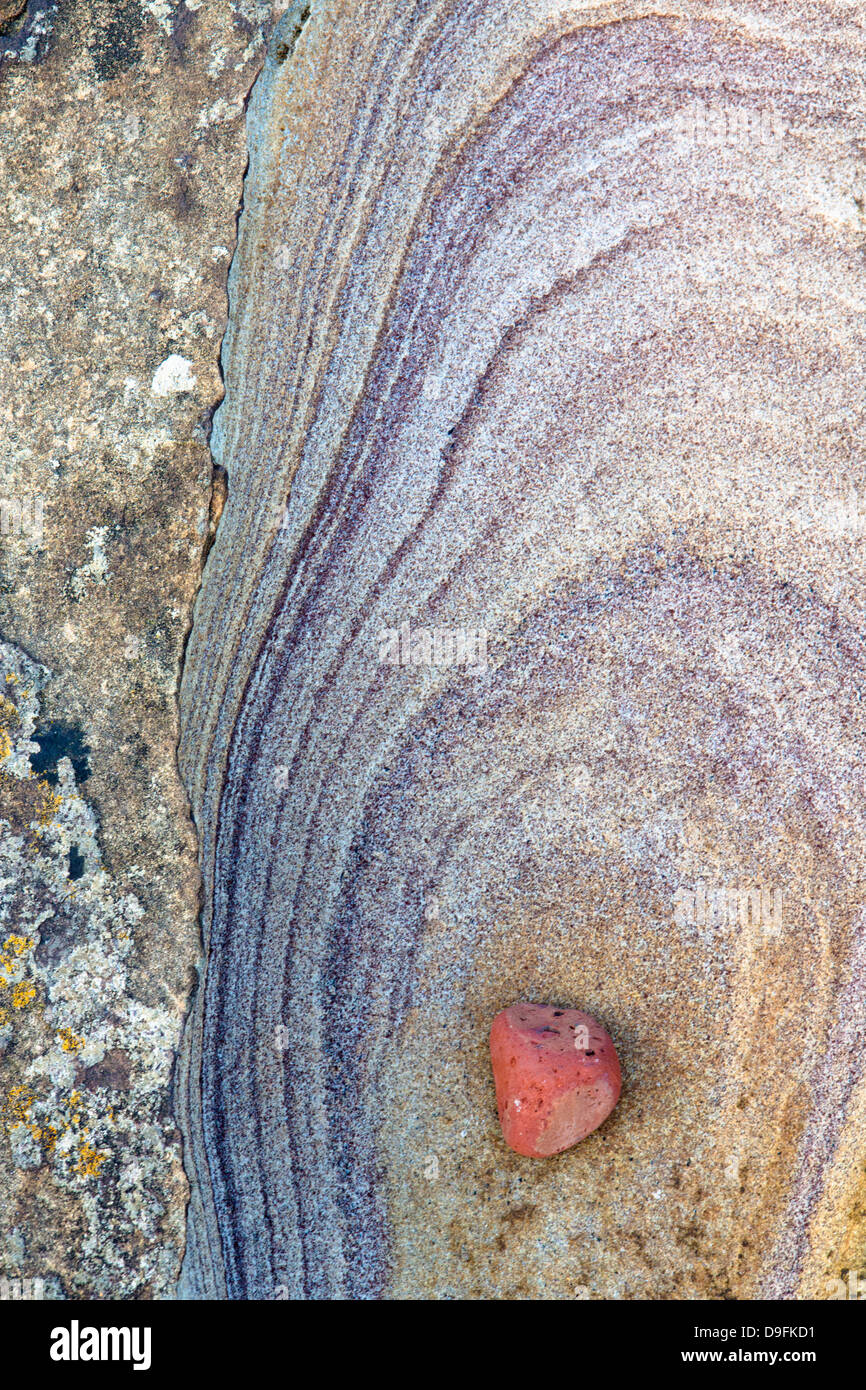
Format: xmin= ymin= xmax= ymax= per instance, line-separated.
xmin=0 ymin=0 xmax=278 ymax=1299
xmin=178 ymin=0 xmax=866 ymax=1301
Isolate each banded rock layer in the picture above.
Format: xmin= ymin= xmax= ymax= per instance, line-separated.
xmin=178 ymin=0 xmax=866 ymax=1298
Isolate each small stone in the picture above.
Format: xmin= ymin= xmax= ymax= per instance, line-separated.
xmin=490 ymin=1002 xmax=621 ymax=1157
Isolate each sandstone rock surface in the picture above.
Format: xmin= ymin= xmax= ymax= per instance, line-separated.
xmin=177 ymin=0 xmax=866 ymax=1301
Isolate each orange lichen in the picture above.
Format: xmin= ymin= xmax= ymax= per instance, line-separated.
xmin=0 ymin=936 xmax=37 ymax=1018
xmin=75 ymin=1141 xmax=108 ymax=1178
xmin=2 ymin=1086 xmax=45 ymax=1152
xmin=0 ymin=694 xmax=19 ymax=725
xmin=65 ymin=1090 xmax=84 ymax=1127
xmin=2 ymin=1082 xmax=110 ymax=1177
xmin=4 ymin=1084 xmax=35 ymax=1124
xmin=0 ymin=692 xmax=19 ymax=764
xmin=33 ymin=779 xmax=62 ymax=830
xmin=1 ymin=934 xmax=32 ymax=962
xmin=10 ymin=980 xmax=36 ymax=1009
xmin=58 ymin=1027 xmax=84 ymax=1053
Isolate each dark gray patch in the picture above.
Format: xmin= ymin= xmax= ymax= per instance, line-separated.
xmin=31 ymin=720 xmax=91 ymax=785
xmin=67 ymin=844 xmax=85 ymax=880
xmin=86 ymin=0 xmax=141 ymax=81
xmin=169 ymin=0 xmax=196 ymax=55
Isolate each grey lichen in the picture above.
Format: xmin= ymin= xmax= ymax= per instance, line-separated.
xmin=0 ymin=640 xmax=186 ymax=1298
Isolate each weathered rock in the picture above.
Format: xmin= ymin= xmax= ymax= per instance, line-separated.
xmin=490 ymin=1003 xmax=621 ymax=1157
xmin=0 ymin=0 xmax=280 ymax=1300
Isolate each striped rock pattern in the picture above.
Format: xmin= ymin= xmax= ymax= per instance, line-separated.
xmin=177 ymin=0 xmax=866 ymax=1298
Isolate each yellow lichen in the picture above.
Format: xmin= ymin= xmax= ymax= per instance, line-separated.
xmin=2 ymin=1084 xmax=110 ymax=1176
xmin=0 ymin=935 xmax=33 ymax=983
xmin=0 ymin=691 xmax=19 ymax=764
xmin=0 ymin=694 xmax=19 ymax=726
xmin=2 ymin=934 xmax=32 ymax=959
xmin=34 ymin=780 xmax=62 ymax=830
xmin=0 ymin=937 xmax=35 ymax=1012
xmin=4 ymin=1085 xmax=34 ymax=1124
xmin=65 ymin=1090 xmax=84 ymax=1128
xmin=58 ymin=1027 xmax=85 ymax=1053
xmin=75 ymin=1141 xmax=107 ymax=1178
xmin=2 ymin=1087 xmax=44 ymax=1152
xmin=11 ymin=980 xmax=36 ymax=1009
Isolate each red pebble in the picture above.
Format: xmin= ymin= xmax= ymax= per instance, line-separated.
xmin=490 ymin=1002 xmax=621 ymax=1157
